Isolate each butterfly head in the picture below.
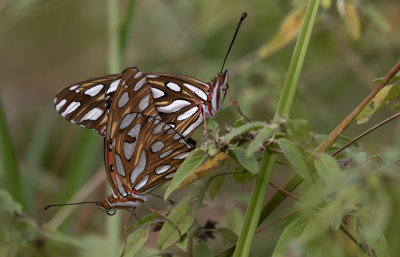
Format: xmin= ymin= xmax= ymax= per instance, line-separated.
xmin=207 ymin=70 xmax=229 ymax=117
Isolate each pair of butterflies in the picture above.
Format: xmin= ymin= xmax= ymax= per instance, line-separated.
xmin=54 ymin=66 xmax=230 ymax=212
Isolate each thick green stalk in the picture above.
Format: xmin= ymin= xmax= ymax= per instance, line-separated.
xmin=233 ymin=152 xmax=276 ymax=257
xmin=233 ymin=1 xmax=321 ymax=256
xmin=107 ymin=0 xmax=121 ymax=256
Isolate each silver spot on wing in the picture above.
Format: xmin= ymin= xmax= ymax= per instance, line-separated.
xmin=130 ymin=151 xmax=146 ymax=184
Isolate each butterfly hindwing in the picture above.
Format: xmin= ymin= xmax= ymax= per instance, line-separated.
xmin=105 ymin=113 xmax=195 ymax=197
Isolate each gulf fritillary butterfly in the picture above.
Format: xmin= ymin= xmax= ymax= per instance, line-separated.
xmin=49 ymin=13 xmax=248 ymax=254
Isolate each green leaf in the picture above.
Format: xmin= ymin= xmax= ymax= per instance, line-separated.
xmin=209 ymin=175 xmax=224 ymax=200
xmin=164 ymin=149 xmax=205 ymax=200
xmin=221 ymin=121 xmax=266 ymax=144
xmin=158 ymin=189 xmax=201 ymax=250
xmin=246 ymin=127 xmax=273 ymax=157
xmin=356 ymin=215 xmax=389 ymax=257
xmin=356 ymin=81 xmax=400 ymax=124
xmin=229 ymin=147 xmax=259 ymax=174
xmin=233 ymin=172 xmax=254 ymax=184
xmin=278 ymin=138 xmax=312 ymax=183
xmin=314 ymin=153 xmax=342 ymax=183
xmin=122 ymin=226 xmax=149 ymax=257
xmin=272 ymin=217 xmax=309 ymax=257
xmin=176 ymin=233 xmax=188 ymax=251
xmin=194 ymin=240 xmax=213 ymax=257
xmin=217 ymin=228 xmax=238 ymax=243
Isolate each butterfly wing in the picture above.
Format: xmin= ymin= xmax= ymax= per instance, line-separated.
xmin=145 ymin=73 xmax=211 ymax=138
xmin=54 ymin=73 xmax=123 ymax=136
xmin=105 ymin=113 xmax=195 ymax=197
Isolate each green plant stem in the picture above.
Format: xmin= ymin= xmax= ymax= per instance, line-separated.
xmin=233 ymin=1 xmax=321 ymax=256
xmin=107 ymin=0 xmax=121 ymax=256
xmin=233 ymin=152 xmax=276 ymax=257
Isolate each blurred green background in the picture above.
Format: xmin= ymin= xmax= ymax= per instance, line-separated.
xmin=0 ymin=0 xmax=399 ymax=256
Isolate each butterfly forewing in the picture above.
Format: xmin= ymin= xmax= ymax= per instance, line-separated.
xmin=145 ymin=73 xmax=212 ymax=138
xmin=105 ymin=113 xmax=195 ymax=197
xmin=54 ymin=73 xmax=123 ymax=136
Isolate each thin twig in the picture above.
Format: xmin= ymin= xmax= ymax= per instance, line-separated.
xmin=269 ymin=182 xmax=301 ymax=202
xmin=332 ymin=111 xmax=400 ymax=157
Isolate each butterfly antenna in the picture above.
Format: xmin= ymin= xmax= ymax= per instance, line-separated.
xmin=44 ymin=201 xmax=100 ymax=210
xmin=220 ymin=12 xmax=248 ymax=73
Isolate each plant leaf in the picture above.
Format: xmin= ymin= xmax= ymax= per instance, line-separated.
xmin=164 ymin=149 xmax=205 ymax=200
xmin=229 ymin=147 xmax=259 ymax=174
xmin=122 ymin=226 xmax=149 ymax=257
xmin=272 ymin=217 xmax=309 ymax=257
xmin=314 ymin=153 xmax=342 ymax=183
xmin=177 ymin=152 xmax=229 ymax=190
xmin=279 ymin=138 xmax=312 ymax=183
xmin=221 ymin=121 xmax=266 ymax=144
xmin=158 ymin=189 xmax=201 ymax=250
xmin=357 ymin=81 xmax=400 ymax=124
xmin=257 ymin=2 xmax=307 ymax=59
xmin=194 ymin=239 xmax=213 ymax=257
xmin=209 ymin=175 xmax=224 ymax=200
xmin=246 ymin=127 xmax=273 ymax=157
xmin=356 ymin=215 xmax=389 ymax=257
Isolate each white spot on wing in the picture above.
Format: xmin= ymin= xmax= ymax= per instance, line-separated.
xmin=69 ymin=85 xmax=79 ymax=90
xmin=134 ymin=71 xmax=143 ymax=79
xmin=146 ymin=74 xmax=159 ymax=78
xmin=166 ymin=82 xmax=181 ymax=92
xmin=157 ymin=100 xmax=191 ymax=113
xmin=151 ymin=141 xmax=164 ymax=153
xmin=155 ymin=165 xmax=171 ymax=174
xmin=79 ymin=108 xmax=103 ymax=122
xmin=115 ymin=154 xmax=125 ymax=176
xmin=150 ymin=87 xmax=165 ymax=98
xmin=56 ymin=99 xmax=67 ymax=111
xmin=183 ymin=83 xmax=208 ymax=101
xmin=85 ymin=84 xmax=104 ymax=97
xmin=182 ymin=115 xmax=203 ymax=137
xmin=139 ymin=94 xmax=150 ymax=112
xmin=123 ymin=141 xmax=136 ymax=160
xmin=106 ymin=79 xmax=121 ymax=94
xmin=118 ymin=92 xmax=129 ymax=108
xmin=173 ymin=152 xmax=190 ymax=160
xmin=120 ymin=113 xmax=137 ymax=130
xmin=159 ymin=149 xmax=173 ymax=159
xmin=131 ymin=151 xmax=146 ymax=184
xmin=134 ymin=175 xmax=149 ymax=191
xmin=61 ymin=101 xmax=80 ymax=116
xmin=177 ymin=106 xmax=198 ymax=121
xmin=152 ymin=122 xmax=164 ymax=135
xmin=116 ymin=175 xmax=127 ymax=196
xmin=134 ymin=77 xmax=146 ymax=91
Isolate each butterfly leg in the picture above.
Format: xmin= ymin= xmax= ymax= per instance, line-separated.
xmin=121 ymin=209 xmax=135 ymax=257
xmin=224 ymin=90 xmax=251 ymax=122
xmin=142 ymin=202 xmax=182 ymax=238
